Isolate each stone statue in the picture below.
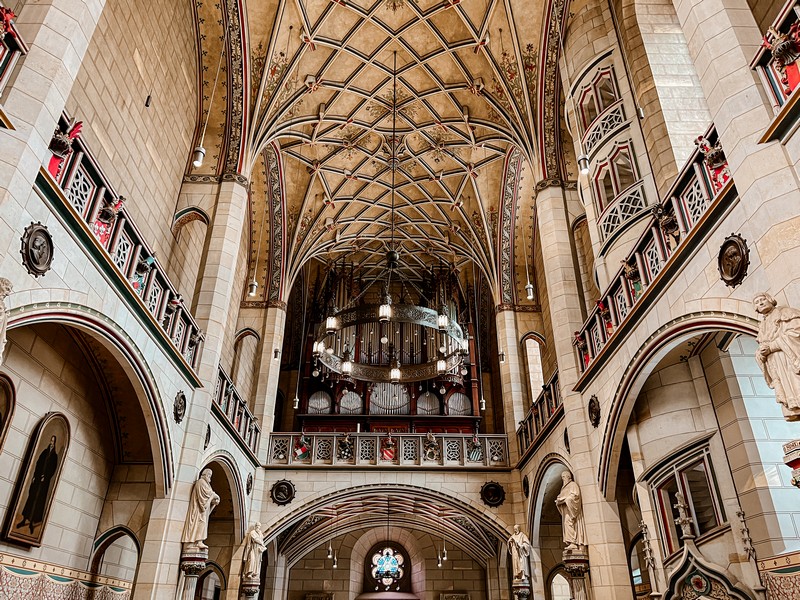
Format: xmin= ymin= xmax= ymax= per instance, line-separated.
xmin=182 ymin=469 xmax=220 ymax=551
xmin=754 ymin=292 xmax=800 ymax=421
xmin=0 ymin=278 xmax=12 ymax=367
xmin=507 ymin=524 xmax=532 ymax=580
xmin=242 ymin=522 xmax=266 ymax=579
xmin=555 ymin=470 xmax=586 ymax=551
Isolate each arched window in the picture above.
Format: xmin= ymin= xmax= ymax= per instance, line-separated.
xmin=578 ymin=68 xmax=619 ymax=131
xmin=629 ymin=533 xmax=653 ymax=599
xmin=550 ymin=571 xmax=571 ymax=600
xmin=523 ymin=337 xmax=544 ymax=403
xmin=363 ymin=543 xmax=411 ymax=593
xmin=593 ymin=144 xmax=639 ymax=212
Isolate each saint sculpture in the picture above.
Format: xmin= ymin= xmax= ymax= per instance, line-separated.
xmin=555 ymin=470 xmax=586 ymax=551
xmin=243 ymin=522 xmax=266 ymax=579
xmin=182 ymin=469 xmax=220 ymax=551
xmin=754 ymin=292 xmax=800 ymax=421
xmin=507 ymin=524 xmax=532 ymax=580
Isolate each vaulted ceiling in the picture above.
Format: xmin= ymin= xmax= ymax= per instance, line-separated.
xmin=190 ymin=0 xmax=568 ymax=304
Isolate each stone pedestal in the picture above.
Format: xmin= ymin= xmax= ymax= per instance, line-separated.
xmin=511 ymin=577 xmax=531 ymax=600
xmin=563 ymin=548 xmax=590 ymax=600
xmin=179 ymin=548 xmax=208 ymax=600
xmin=241 ymin=575 xmax=260 ymax=598
xmin=784 ymin=440 xmax=800 ymax=489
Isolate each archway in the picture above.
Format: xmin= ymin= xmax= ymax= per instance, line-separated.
xmin=530 ymin=458 xmax=572 ymax=600
xmin=1 ymin=319 xmax=164 ymax=590
xmin=263 ymin=484 xmax=509 ymax=600
xmin=8 ymin=306 xmax=173 ymax=494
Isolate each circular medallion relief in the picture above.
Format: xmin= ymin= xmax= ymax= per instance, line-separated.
xmin=270 ymin=479 xmax=296 ymax=506
xmin=718 ymin=233 xmax=749 ymax=288
xmin=20 ymin=222 xmax=54 ymax=277
xmin=480 ymin=481 xmax=506 ymax=507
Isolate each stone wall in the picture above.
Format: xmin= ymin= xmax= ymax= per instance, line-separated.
xmin=64 ymin=0 xmax=198 ymax=273
xmin=0 ymin=324 xmax=115 ymax=570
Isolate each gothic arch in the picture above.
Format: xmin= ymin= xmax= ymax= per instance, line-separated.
xmin=7 ymin=303 xmax=174 ymax=496
xmin=202 ymin=450 xmax=246 ymax=541
xmin=598 ymin=311 xmax=759 ymax=500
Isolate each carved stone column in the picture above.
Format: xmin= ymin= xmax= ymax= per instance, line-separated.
xmin=240 ymin=576 xmax=260 ymax=598
xmin=179 ymin=548 xmax=208 ymax=600
xmin=563 ymin=549 xmax=590 ymax=600
xmin=511 ymin=578 xmax=531 ymax=600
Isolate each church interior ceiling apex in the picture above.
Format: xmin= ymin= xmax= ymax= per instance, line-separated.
xmin=192 ymin=0 xmax=553 ymax=299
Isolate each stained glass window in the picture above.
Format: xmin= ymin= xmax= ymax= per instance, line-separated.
xmin=369 ymin=545 xmax=407 ymax=591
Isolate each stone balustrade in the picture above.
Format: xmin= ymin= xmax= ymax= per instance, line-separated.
xmin=516 ymin=370 xmax=561 ymax=457
xmin=266 ymin=432 xmax=509 ymax=468
xmin=574 ymin=125 xmax=732 ymax=377
xmin=213 ymin=366 xmax=261 ymax=457
xmin=37 ymin=113 xmax=205 ymax=378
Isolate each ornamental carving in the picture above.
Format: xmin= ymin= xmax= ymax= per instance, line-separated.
xmin=173 ymin=391 xmax=187 ymax=424
xmin=480 ymin=481 xmax=505 ymax=507
xmin=695 ymin=136 xmax=730 ymax=193
xmin=246 ymin=472 xmax=253 ymax=495
xmin=223 ymin=0 xmax=245 ymax=177
xmin=270 ymin=479 xmax=296 ymax=506
xmin=20 ymin=222 xmax=54 ymax=277
xmin=587 ymin=395 xmax=600 ymax=428
xmin=499 ymin=150 xmax=523 ymax=305
xmin=652 ymin=204 xmax=680 ymax=251
xmin=762 ymin=24 xmax=800 ymax=95
xmin=266 ymin=145 xmax=285 ymax=302
xmin=718 ymin=234 xmax=749 ymax=288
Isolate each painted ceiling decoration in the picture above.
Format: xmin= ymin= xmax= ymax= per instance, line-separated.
xmin=191 ymin=0 xmax=575 ymax=305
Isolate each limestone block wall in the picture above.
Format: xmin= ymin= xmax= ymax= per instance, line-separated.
xmin=284 ymin=528 xmax=487 ymax=600
xmin=0 ymin=324 xmax=115 ymax=570
xmin=629 ymin=0 xmax=711 ymax=167
xmin=701 ymin=335 xmax=800 ymax=558
xmin=610 ymin=0 xmax=678 ymax=198
xmin=63 ymin=0 xmax=198 ymax=272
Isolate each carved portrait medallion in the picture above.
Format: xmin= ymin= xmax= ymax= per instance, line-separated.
xmin=480 ymin=481 xmax=505 ymax=507
xmin=588 ymin=395 xmax=601 ymax=428
xmin=270 ymin=479 xmax=295 ymax=506
xmin=718 ymin=234 xmax=749 ymax=288
xmin=20 ymin=222 xmax=54 ymax=277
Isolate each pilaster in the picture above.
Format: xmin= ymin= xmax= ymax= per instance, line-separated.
xmin=536 ymin=183 xmax=630 ymax=599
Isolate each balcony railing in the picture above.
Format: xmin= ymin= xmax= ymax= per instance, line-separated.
xmin=516 ymin=371 xmax=562 ymax=456
xmin=752 ymin=0 xmax=800 ymax=140
xmin=574 ymin=125 xmax=731 ymax=374
xmin=213 ymin=367 xmax=260 ymax=457
xmin=266 ymin=432 xmax=509 ymax=468
xmin=41 ymin=114 xmax=204 ymax=375
xmin=0 ymin=4 xmax=29 ymax=128
xmin=582 ymin=99 xmax=626 ymax=155
xmin=597 ymin=180 xmax=649 ymax=242
xmin=752 ymin=1 xmax=800 ymax=110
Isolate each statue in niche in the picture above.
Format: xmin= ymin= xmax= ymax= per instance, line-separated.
xmin=754 ymin=292 xmax=800 ymax=421
xmin=555 ymin=470 xmax=586 ymax=551
xmin=242 ymin=522 xmax=266 ymax=579
xmin=0 ymin=277 xmax=12 ymax=367
xmin=182 ymin=469 xmax=220 ymax=552
xmin=507 ymin=524 xmax=532 ymax=580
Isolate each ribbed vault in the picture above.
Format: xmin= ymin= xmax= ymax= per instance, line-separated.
xmin=266 ymin=484 xmax=507 ymax=567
